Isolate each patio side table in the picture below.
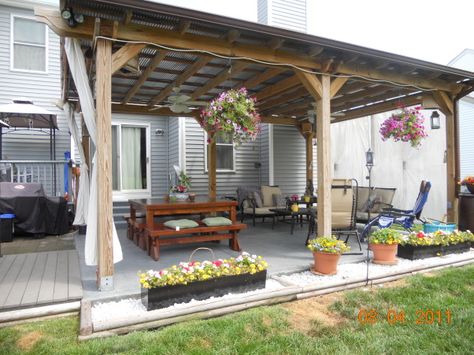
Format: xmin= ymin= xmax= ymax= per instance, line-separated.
xmin=269 ymin=208 xmax=312 ymax=234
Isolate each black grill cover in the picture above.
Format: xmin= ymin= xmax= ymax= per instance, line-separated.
xmin=0 ymin=182 xmax=69 ymax=235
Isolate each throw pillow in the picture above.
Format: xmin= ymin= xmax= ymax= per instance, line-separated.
xmin=164 ymin=219 xmax=199 ymax=229
xmin=252 ymin=191 xmax=263 ymax=208
xmin=272 ymin=193 xmax=285 ymax=207
xmin=202 ymin=217 xmax=233 ymax=226
xmin=261 ymin=185 xmax=281 ymax=207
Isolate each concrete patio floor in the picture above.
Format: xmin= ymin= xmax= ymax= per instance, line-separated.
xmin=76 ymin=220 xmax=368 ymax=301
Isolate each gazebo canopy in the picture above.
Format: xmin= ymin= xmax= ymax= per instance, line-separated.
xmin=37 ymin=0 xmax=474 ymax=123
xmin=0 ymin=100 xmax=58 ymax=129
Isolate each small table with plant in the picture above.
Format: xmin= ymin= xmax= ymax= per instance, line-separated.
xmin=269 ymin=207 xmax=312 ymax=234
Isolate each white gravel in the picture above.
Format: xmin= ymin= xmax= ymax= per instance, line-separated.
xmin=91 ymin=250 xmax=474 ymax=325
xmin=279 ymin=249 xmax=474 ymax=287
xmin=91 ymin=279 xmax=284 ymax=324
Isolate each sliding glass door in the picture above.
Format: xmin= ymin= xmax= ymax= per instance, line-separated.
xmin=112 ymin=123 xmax=150 ymax=199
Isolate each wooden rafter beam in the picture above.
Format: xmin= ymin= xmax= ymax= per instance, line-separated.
xmin=334 ymin=89 xmax=413 ymax=112
xmin=331 ymin=84 xmax=393 ymax=108
xmin=111 ymin=43 xmax=146 ymax=74
xmin=122 ymin=50 xmax=167 ymax=104
xmin=260 ymin=116 xmax=298 ymax=125
xmin=226 ymin=29 xmax=240 ymax=44
xmin=112 ymin=103 xmax=199 ymax=117
xmin=333 ymin=95 xmax=423 ymax=122
xmin=258 ymin=86 xmax=308 ymax=111
xmin=432 ymin=91 xmax=454 ymax=115
xmin=268 ymin=38 xmax=284 ymax=50
xmin=177 ymin=20 xmax=191 ymax=35
xmin=191 ymin=61 xmax=248 ymax=100
xmin=149 ymin=55 xmax=212 ymax=105
xmin=308 ymin=46 xmax=324 ymax=57
xmin=255 ymin=75 xmax=300 ymax=101
xmin=236 ymin=67 xmax=284 ymax=90
xmin=274 ymin=98 xmax=313 ymax=115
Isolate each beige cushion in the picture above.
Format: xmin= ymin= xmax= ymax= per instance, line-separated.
xmin=261 ymin=186 xmax=281 ymax=207
xmin=202 ymin=217 xmax=232 ymax=226
xmin=244 ymin=207 xmax=275 ymax=215
xmin=164 ymin=219 xmax=199 ymax=229
xmin=331 ymin=180 xmax=353 ymax=229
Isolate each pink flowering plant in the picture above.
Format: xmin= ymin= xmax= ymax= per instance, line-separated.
xmin=198 ymin=88 xmax=261 ymax=144
xmin=380 ymin=106 xmax=427 ymax=147
xmin=139 ymin=252 xmax=268 ymax=289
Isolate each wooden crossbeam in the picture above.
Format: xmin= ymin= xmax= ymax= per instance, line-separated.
xmin=112 ymin=103 xmax=199 ymax=117
xmin=295 ymin=71 xmax=322 ymax=100
xmin=330 ymin=77 xmax=348 ymax=98
xmin=332 ymin=95 xmax=423 ymax=122
xmin=331 ymin=84 xmax=389 ymax=108
xmin=111 ymin=43 xmax=146 ymax=75
xmin=178 ymin=20 xmax=191 ymax=35
xmin=258 ymin=86 xmax=307 ymax=111
xmin=149 ymin=55 xmax=212 ymax=105
xmin=256 ymin=75 xmax=300 ymax=101
xmin=333 ymin=89 xmax=412 ymax=112
xmin=122 ymin=51 xmax=167 ymax=104
xmin=260 ymin=116 xmax=298 ymax=125
xmin=191 ymin=61 xmax=248 ymax=100
xmin=432 ymin=91 xmax=454 ymax=115
xmin=276 ymin=98 xmax=313 ymax=115
xmin=236 ymin=67 xmax=284 ymax=90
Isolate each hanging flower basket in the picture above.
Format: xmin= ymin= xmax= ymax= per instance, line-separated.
xmin=198 ymin=88 xmax=261 ymax=144
xmin=379 ymin=106 xmax=427 ymax=147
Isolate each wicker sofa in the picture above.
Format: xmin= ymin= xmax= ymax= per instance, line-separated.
xmin=237 ymin=185 xmax=285 ymax=226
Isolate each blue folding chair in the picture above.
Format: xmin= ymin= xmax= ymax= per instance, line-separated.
xmin=361 ymin=181 xmax=431 ymax=240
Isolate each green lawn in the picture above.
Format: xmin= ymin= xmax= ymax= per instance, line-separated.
xmin=1 ymin=265 xmax=473 ymax=355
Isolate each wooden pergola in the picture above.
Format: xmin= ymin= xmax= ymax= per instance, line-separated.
xmin=36 ymin=0 xmax=474 ymax=289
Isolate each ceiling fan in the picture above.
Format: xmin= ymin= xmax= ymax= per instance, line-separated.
xmin=150 ymin=87 xmax=207 ymax=113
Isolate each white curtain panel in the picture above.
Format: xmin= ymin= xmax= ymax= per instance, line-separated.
xmin=121 ymin=127 xmax=142 ymax=189
xmin=64 ymin=103 xmax=89 ymax=225
xmin=65 ymin=38 xmax=123 ymax=266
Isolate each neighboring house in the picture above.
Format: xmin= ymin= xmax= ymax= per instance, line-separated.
xmin=448 ymin=49 xmax=474 ymax=179
xmin=0 ymin=0 xmax=71 ymax=196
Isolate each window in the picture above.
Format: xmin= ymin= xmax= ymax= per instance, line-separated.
xmin=205 ymin=132 xmax=235 ymax=172
xmin=11 ymin=16 xmax=47 ymax=72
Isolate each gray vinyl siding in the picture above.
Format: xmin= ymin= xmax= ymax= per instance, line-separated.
xmin=257 ymin=0 xmax=307 ymax=33
xmin=0 ymin=5 xmax=70 ymax=162
xmin=111 ymin=113 xmax=169 ymax=197
xmin=184 ymin=118 xmax=263 ymax=197
xmin=257 ymin=0 xmax=268 ymax=25
xmin=459 ymin=98 xmax=474 ymax=177
xmin=168 ymin=118 xmax=180 ymax=182
xmin=259 ymin=123 xmax=270 ymax=186
xmin=272 ymin=125 xmax=307 ymax=195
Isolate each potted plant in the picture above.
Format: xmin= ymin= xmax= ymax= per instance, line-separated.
xmin=379 ymin=106 xmax=427 ymax=148
xmin=170 ymin=170 xmax=191 ymax=201
xmin=460 ymin=176 xmax=474 ymax=194
xmin=307 ymin=236 xmax=350 ymax=275
xmin=198 ymin=87 xmax=261 ymax=145
xmin=398 ymin=230 xmax=474 ymax=260
xmin=139 ymin=252 xmax=268 ymax=311
xmin=369 ymin=228 xmax=402 ymax=264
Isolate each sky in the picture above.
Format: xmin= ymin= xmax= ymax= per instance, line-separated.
xmin=150 ymin=0 xmax=473 ymax=66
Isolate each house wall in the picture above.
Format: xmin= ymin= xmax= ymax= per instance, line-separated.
xmin=184 ymin=118 xmax=264 ymax=197
xmin=459 ymin=97 xmax=474 ymax=178
xmin=0 ymin=4 xmax=70 ymax=162
xmin=257 ymin=0 xmax=307 ymax=33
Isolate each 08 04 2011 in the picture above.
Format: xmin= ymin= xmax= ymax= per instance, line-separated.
xmin=357 ymin=308 xmax=452 ymax=325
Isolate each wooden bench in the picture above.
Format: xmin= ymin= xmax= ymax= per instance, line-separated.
xmin=145 ymin=222 xmax=246 ymax=261
xmin=123 ymin=215 xmax=147 ymax=250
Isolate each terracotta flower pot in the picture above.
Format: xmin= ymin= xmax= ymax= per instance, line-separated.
xmin=311 ymin=251 xmax=341 ymax=275
xmin=370 ymin=243 xmax=398 ymax=265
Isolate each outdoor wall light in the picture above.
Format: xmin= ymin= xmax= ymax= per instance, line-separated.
xmin=365 ymin=148 xmax=374 ymax=168
xmin=430 ymin=110 xmax=441 ymax=129
xmin=155 ymin=128 xmax=165 ymax=136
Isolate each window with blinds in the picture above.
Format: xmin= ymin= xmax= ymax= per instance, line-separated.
xmin=11 ymin=16 xmax=47 ymax=72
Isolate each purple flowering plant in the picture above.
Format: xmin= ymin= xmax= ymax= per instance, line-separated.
xmin=198 ymin=88 xmax=261 ymax=144
xmin=379 ymin=106 xmax=427 ymax=148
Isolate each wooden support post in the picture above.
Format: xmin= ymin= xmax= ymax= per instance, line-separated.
xmin=208 ymin=133 xmax=217 ymax=200
xmin=316 ymin=75 xmax=332 ymax=237
xmin=445 ymin=108 xmax=457 ymax=223
xmin=433 ymin=91 xmax=457 ymax=223
xmin=95 ymin=38 xmax=114 ymax=291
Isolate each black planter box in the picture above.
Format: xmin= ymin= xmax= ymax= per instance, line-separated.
xmin=398 ymin=242 xmax=471 ymax=260
xmin=141 ymin=270 xmax=267 ymax=311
